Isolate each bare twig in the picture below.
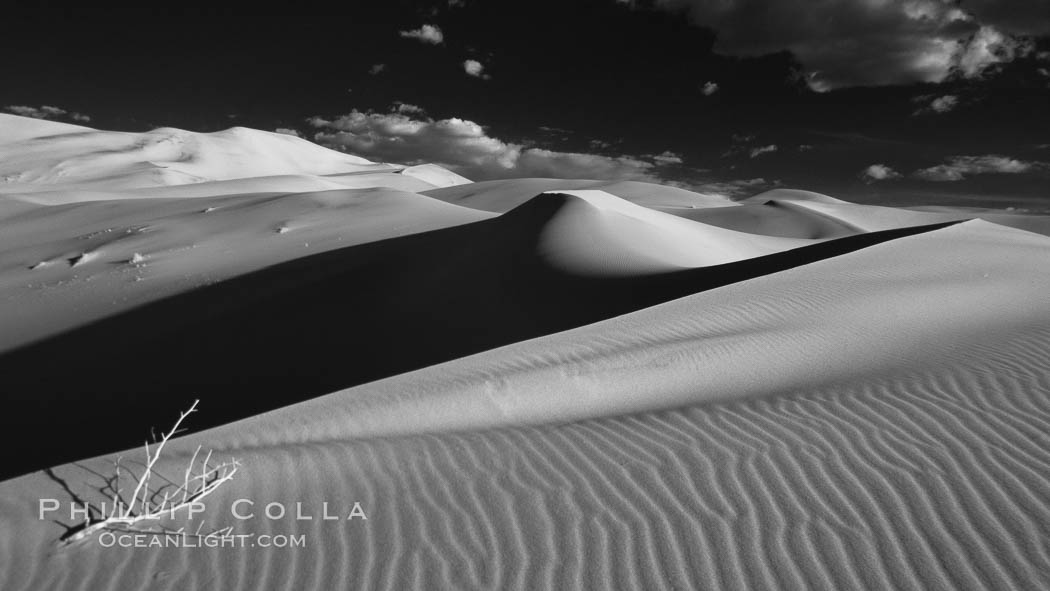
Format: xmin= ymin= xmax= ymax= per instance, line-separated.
xmin=59 ymin=400 xmax=239 ymax=547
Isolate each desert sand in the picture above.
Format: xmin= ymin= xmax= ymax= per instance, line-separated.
xmin=1 ymin=113 xmax=1049 ymax=590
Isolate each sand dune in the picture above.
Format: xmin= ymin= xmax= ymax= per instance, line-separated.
xmin=143 ymin=219 xmax=1050 ymax=443
xmin=664 ymin=200 xmax=864 ymax=239
xmin=0 ymin=115 xmax=469 ymax=204
xmin=0 ymin=188 xmax=491 ymax=353
xmin=399 ymin=163 xmax=474 ymax=188
xmin=425 ymin=177 xmax=735 ymax=212
xmin=1 ymin=220 xmax=1048 ymax=590
xmin=0 ymin=191 xmax=944 ymax=477
xmin=750 ymin=189 xmax=1050 ymax=237
xmin=743 ymin=188 xmax=855 ymax=205
xmin=0 ymin=114 xmax=94 ymax=144
xmin=5 ymin=170 xmax=472 ymax=205
xmin=528 ymin=190 xmax=809 ymax=272
xmin=0 ymin=115 xmax=471 ymax=200
xmin=2 ymin=114 xmax=1050 ymax=590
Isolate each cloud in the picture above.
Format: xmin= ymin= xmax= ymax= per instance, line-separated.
xmin=369 ymin=63 xmax=387 ymax=75
xmin=274 ymin=128 xmax=301 ymax=137
xmin=648 ymin=150 xmax=684 ymax=165
xmin=6 ymin=105 xmax=64 ymax=118
xmin=463 ymin=59 xmax=490 ymax=79
xmin=913 ymin=154 xmax=1044 ymax=181
xmin=399 ymin=24 xmax=444 ymax=45
xmin=952 ymin=25 xmax=1033 ymax=78
xmin=861 ymin=164 xmax=903 ymax=182
xmin=393 ymin=102 xmax=426 ymax=115
xmin=913 ymin=94 xmax=959 ymax=115
xmin=701 ymin=81 xmax=719 ymax=95
xmin=5 ymin=105 xmax=90 ymax=122
xmin=647 ymin=0 xmax=1047 ymax=89
xmin=722 ymin=135 xmax=776 ymax=159
xmin=749 ymin=144 xmax=777 ymax=158
xmin=308 ymin=109 xmax=684 ymax=182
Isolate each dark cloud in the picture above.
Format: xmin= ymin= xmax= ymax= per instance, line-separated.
xmin=3 ymin=0 xmax=1048 ymax=208
xmin=649 ymin=0 xmax=1049 ymax=88
xmin=912 ymin=94 xmax=959 ymax=115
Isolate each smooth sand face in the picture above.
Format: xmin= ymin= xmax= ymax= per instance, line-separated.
xmin=2 ymin=114 xmax=1050 ymax=590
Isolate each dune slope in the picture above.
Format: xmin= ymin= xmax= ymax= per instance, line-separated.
xmin=0 ymin=188 xmax=493 ymax=353
xmin=0 ymin=220 xmax=1048 ymax=590
xmin=0 ymin=192 xmax=952 ymax=478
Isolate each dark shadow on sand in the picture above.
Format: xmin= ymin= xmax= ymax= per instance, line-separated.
xmin=0 ymin=194 xmax=961 ymax=479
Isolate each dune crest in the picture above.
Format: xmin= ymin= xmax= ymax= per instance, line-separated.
xmin=0 ymin=115 xmax=469 ymax=200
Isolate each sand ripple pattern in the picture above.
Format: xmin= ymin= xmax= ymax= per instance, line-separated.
xmin=3 ymin=326 xmax=1049 ymax=591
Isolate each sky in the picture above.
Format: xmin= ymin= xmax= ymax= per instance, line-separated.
xmin=3 ymin=0 xmax=1049 ymax=209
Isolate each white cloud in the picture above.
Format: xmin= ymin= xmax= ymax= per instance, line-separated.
xmin=701 ymin=81 xmax=719 ymax=96
xmin=913 ymin=155 xmax=1043 ymax=181
xmin=399 ymin=24 xmax=444 ymax=45
xmin=274 ymin=128 xmax=301 ymax=137
xmin=749 ymin=144 xmax=778 ymax=158
xmin=649 ymin=150 xmax=684 ymax=165
xmin=861 ymin=164 xmax=903 ymax=182
xmin=463 ymin=59 xmax=490 ymax=79
xmin=5 ymin=105 xmax=90 ymax=122
xmin=393 ymin=102 xmax=426 ymax=115
xmin=952 ymin=26 xmax=1033 ymax=79
xmin=722 ymin=134 xmax=773 ymax=159
xmin=308 ymin=109 xmax=685 ymax=183
xmin=369 ymin=63 xmax=387 ymax=75
xmin=913 ymin=94 xmax=959 ymax=115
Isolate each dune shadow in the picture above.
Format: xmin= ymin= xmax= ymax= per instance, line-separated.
xmin=0 ymin=196 xmax=960 ymax=479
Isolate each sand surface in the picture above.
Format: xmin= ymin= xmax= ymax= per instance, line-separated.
xmin=2 ymin=115 xmax=1049 ymax=590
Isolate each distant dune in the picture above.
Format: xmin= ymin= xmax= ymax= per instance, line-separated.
xmin=2 ymin=114 xmax=1049 ymax=590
